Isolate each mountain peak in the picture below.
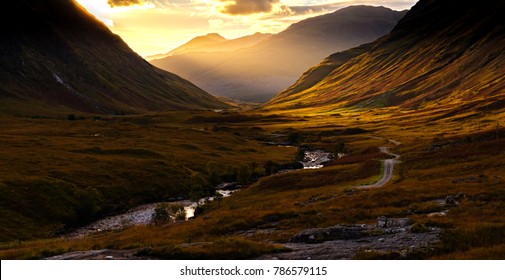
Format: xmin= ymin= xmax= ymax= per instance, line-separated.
xmin=0 ymin=0 xmax=227 ymax=114
xmin=205 ymin=33 xmax=226 ymax=41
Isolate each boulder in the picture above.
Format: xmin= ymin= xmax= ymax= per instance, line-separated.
xmin=377 ymin=217 xmax=411 ymax=228
xmin=289 ymin=225 xmax=369 ymax=243
xmin=445 ymin=196 xmax=459 ymax=206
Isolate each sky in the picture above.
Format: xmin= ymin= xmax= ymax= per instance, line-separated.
xmin=76 ymin=0 xmax=418 ymax=57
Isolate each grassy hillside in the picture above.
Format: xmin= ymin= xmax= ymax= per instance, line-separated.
xmin=0 ymin=0 xmax=227 ymax=115
xmin=265 ymin=0 xmax=505 ymax=111
xmin=0 ymin=112 xmax=297 ymax=242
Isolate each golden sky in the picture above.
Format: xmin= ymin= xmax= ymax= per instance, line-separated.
xmin=76 ymin=0 xmax=417 ymax=57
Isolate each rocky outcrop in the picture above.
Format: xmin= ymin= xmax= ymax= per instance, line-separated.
xmin=260 ymin=217 xmax=441 ymax=260
xmin=289 ymin=217 xmax=412 ymax=244
xmin=376 ymin=216 xmax=410 ymax=228
xmin=289 ymin=225 xmax=369 ymax=243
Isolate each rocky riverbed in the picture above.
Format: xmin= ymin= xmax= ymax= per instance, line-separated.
xmin=259 ymin=217 xmax=441 ymax=260
xmin=66 ymin=190 xmax=236 ymax=239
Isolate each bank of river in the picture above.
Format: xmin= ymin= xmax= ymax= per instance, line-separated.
xmin=66 ymin=190 xmax=235 ymax=239
xmin=66 ymin=149 xmax=331 ymax=239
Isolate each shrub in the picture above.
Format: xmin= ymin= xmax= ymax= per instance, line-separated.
xmin=410 ymin=223 xmax=430 ymax=233
xmin=152 ymin=203 xmax=185 ymax=225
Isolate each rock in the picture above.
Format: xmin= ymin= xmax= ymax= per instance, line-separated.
xmin=289 ymin=225 xmax=369 ymax=243
xmin=427 ymin=210 xmax=449 ymax=217
xmin=376 ymin=217 xmax=411 ymax=228
xmin=445 ymin=196 xmax=459 ymax=206
xmin=455 ymin=192 xmax=465 ymax=200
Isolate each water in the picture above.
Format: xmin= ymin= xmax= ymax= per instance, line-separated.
xmin=300 ymin=150 xmax=332 ymax=169
xmin=67 ymin=189 xmax=237 ymax=238
xmin=184 ymin=189 xmax=236 ymax=219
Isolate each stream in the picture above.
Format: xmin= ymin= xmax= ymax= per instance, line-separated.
xmin=65 ymin=189 xmax=234 ymax=239
xmin=66 ymin=149 xmax=332 ymax=238
xmin=300 ymin=150 xmax=332 ymax=169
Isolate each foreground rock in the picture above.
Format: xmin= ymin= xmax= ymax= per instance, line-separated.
xmin=45 ymin=249 xmax=146 ymax=260
xmin=260 ymin=217 xmax=441 ymax=260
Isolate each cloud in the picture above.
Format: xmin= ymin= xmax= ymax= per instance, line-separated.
xmin=289 ymin=3 xmax=346 ymax=14
xmin=219 ymin=0 xmax=281 ymax=15
xmin=107 ymin=0 xmax=179 ymax=7
xmin=108 ymin=0 xmax=141 ymax=7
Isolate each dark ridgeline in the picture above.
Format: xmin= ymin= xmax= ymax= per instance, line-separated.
xmin=0 ymin=0 xmax=227 ymax=114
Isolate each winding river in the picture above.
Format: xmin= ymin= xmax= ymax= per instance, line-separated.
xmin=66 ymin=150 xmax=330 ymax=238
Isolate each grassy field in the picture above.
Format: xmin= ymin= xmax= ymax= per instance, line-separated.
xmin=0 ymin=111 xmax=297 ymax=243
xmin=1 ymin=105 xmax=505 ymax=259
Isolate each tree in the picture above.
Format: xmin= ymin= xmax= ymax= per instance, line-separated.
xmin=152 ymin=203 xmax=186 ymax=225
xmin=264 ymin=160 xmax=280 ymax=175
xmin=189 ymin=172 xmax=208 ymax=202
xmin=288 ymin=132 xmax=302 ymax=145
xmin=296 ymin=149 xmax=305 ymax=161
xmin=153 ymin=203 xmax=171 ymax=225
xmin=237 ymin=164 xmax=252 ymax=184
xmin=206 ymin=161 xmax=222 ymax=186
xmin=334 ymin=142 xmax=346 ymax=153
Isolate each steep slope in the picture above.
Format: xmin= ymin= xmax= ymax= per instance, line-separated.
xmin=0 ymin=0 xmax=227 ymax=115
xmin=147 ymin=33 xmax=271 ymax=60
xmin=265 ymin=0 xmax=505 ymax=112
xmin=151 ymin=6 xmax=407 ymax=102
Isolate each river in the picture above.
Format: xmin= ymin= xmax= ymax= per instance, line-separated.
xmin=66 ymin=149 xmax=332 ymax=238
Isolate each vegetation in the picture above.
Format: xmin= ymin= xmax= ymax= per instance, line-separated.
xmin=0 ymin=111 xmax=296 ymax=242
xmin=152 ymin=203 xmax=186 ymax=225
xmin=1 ymin=103 xmax=504 ymax=260
xmin=2 ymin=0 xmax=505 ymax=261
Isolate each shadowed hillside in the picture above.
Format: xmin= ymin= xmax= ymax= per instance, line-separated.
xmin=265 ymin=0 xmax=505 ymax=112
xmin=151 ymin=6 xmax=407 ymax=102
xmin=0 ymin=0 xmax=227 ymax=115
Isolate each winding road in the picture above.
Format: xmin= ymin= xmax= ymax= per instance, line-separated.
xmin=355 ymin=140 xmax=401 ymax=190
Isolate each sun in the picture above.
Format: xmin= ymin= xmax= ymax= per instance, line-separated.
xmin=75 ymin=0 xmax=155 ymax=26
xmin=75 ymin=0 xmax=114 ymax=25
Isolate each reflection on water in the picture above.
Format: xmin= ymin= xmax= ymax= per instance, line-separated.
xmin=300 ymin=150 xmax=331 ymax=169
xmin=184 ymin=189 xmax=236 ymax=219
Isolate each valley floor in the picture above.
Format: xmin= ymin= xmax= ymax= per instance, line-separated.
xmin=1 ymin=105 xmax=505 ymax=259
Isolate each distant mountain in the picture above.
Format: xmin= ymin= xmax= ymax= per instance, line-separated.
xmin=151 ymin=6 xmax=407 ymax=102
xmin=0 ymin=0 xmax=227 ymax=115
xmin=147 ymin=33 xmax=272 ymax=60
xmin=265 ymin=0 xmax=505 ymax=112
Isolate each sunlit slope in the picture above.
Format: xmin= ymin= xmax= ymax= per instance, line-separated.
xmin=0 ymin=0 xmax=227 ymax=115
xmin=151 ymin=6 xmax=406 ymax=102
xmin=265 ymin=0 xmax=505 ymax=112
xmin=147 ymin=33 xmax=272 ymax=60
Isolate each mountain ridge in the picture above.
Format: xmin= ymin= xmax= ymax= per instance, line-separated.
xmin=0 ymin=0 xmax=227 ymax=115
xmin=147 ymin=32 xmax=271 ymax=60
xmin=151 ymin=6 xmax=407 ymax=102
